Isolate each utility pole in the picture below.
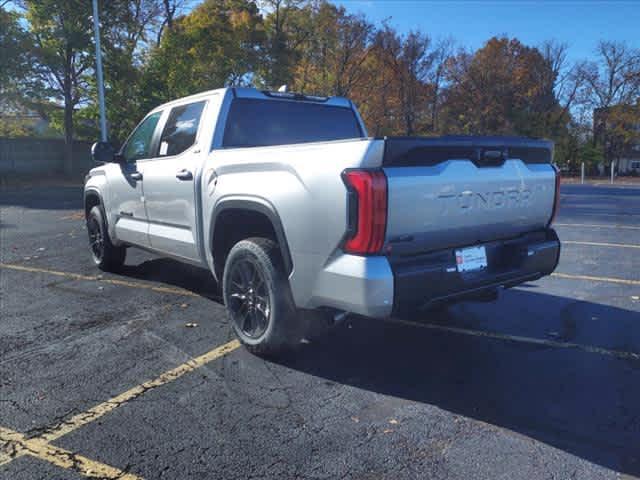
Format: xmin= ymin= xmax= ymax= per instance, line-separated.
xmin=92 ymin=0 xmax=107 ymax=142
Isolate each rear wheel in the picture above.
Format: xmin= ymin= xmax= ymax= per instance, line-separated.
xmin=86 ymin=206 xmax=126 ymax=271
xmin=222 ymin=237 xmax=298 ymax=355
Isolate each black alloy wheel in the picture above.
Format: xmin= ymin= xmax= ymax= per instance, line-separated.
xmin=87 ymin=214 xmax=104 ymax=263
xmin=86 ymin=206 xmax=126 ymax=271
xmin=227 ymin=256 xmax=271 ymax=339
xmin=222 ymin=237 xmax=298 ymax=355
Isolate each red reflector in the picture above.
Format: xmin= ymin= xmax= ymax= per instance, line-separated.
xmin=549 ymin=165 xmax=561 ymax=225
xmin=343 ymin=170 xmax=387 ymax=254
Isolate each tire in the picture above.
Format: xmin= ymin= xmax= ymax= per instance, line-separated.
xmin=86 ymin=206 xmax=126 ymax=272
xmin=222 ymin=237 xmax=299 ymax=355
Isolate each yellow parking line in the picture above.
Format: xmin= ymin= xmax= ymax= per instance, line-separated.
xmin=387 ymin=319 xmax=640 ymax=361
xmin=551 ymin=272 xmax=640 ymax=286
xmin=42 ymin=339 xmax=240 ymax=441
xmin=0 ymin=263 xmax=198 ymax=297
xmin=0 ymin=453 xmax=12 ymax=467
xmin=0 ymin=263 xmax=239 ymax=477
xmin=555 ymin=223 xmax=640 ymax=230
xmin=563 ymin=240 xmax=640 ymax=249
xmin=0 ymin=426 xmax=142 ymax=479
xmin=0 ymin=340 xmax=240 ymax=474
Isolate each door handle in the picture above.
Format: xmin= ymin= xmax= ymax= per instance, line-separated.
xmin=129 ymin=172 xmax=143 ymax=181
xmin=176 ymin=169 xmax=193 ymax=181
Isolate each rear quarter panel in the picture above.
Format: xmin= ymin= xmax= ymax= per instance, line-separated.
xmin=202 ymin=138 xmax=384 ymax=307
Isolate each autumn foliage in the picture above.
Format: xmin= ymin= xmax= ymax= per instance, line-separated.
xmin=1 ymin=0 xmax=639 ymax=171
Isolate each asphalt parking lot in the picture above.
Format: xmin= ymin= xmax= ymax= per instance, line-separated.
xmin=1 ymin=182 xmax=639 ymax=479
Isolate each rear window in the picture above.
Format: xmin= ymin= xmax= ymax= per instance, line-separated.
xmin=222 ymin=99 xmax=363 ymax=148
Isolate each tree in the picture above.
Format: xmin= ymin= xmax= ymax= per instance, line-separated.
xmin=152 ymin=0 xmax=200 ymax=45
xmin=0 ymin=6 xmax=32 ymax=107
xmin=258 ymin=0 xmax=306 ymax=88
xmin=540 ymin=40 xmax=588 ymax=131
xmin=99 ymin=0 xmax=164 ymax=143
xmin=580 ymin=142 xmax=605 ymax=174
xmin=142 ymin=0 xmax=265 ymax=104
xmin=351 ymin=28 xmax=397 ymax=136
xmin=585 ymin=41 xmax=640 ymax=164
xmin=289 ymin=2 xmax=373 ymax=98
xmin=23 ymin=0 xmax=96 ymax=173
xmin=75 ymin=0 xmax=188 ymax=143
xmin=374 ymin=27 xmax=437 ymax=136
xmin=442 ymin=37 xmax=562 ymax=137
xmin=585 ymin=41 xmax=640 ymax=109
xmin=427 ymin=37 xmax=454 ymax=133
xmin=594 ymin=104 xmax=640 ymax=167
xmin=288 ymin=14 xmax=445 ymax=137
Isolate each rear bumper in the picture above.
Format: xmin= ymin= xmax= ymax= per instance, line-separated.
xmin=390 ymin=229 xmax=560 ymax=315
xmin=308 ymin=254 xmax=395 ymax=318
xmin=308 ymin=229 xmax=559 ymax=318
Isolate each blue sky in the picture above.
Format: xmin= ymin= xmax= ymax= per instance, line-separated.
xmin=336 ymin=1 xmax=639 ymax=63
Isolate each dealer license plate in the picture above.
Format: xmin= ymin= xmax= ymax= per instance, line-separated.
xmin=455 ymin=246 xmax=487 ymax=272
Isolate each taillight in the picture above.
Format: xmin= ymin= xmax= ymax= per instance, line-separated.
xmin=342 ymin=170 xmax=387 ymax=254
xmin=548 ymin=164 xmax=561 ymax=226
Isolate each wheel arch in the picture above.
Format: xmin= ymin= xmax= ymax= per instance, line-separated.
xmin=84 ymin=188 xmax=118 ymax=244
xmin=210 ymin=198 xmax=293 ymax=282
xmin=84 ymin=188 xmax=104 ymax=218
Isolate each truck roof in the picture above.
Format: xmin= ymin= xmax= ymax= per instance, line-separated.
xmin=150 ymin=87 xmax=353 ymax=113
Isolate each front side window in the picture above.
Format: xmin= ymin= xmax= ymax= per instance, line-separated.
xmin=158 ymin=101 xmax=206 ymax=157
xmin=122 ymin=112 xmax=162 ymax=162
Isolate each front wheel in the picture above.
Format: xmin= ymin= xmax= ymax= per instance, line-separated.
xmin=86 ymin=206 xmax=126 ymax=271
xmin=222 ymin=237 xmax=298 ymax=355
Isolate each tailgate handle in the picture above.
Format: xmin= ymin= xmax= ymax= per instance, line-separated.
xmin=480 ymin=149 xmax=506 ymax=166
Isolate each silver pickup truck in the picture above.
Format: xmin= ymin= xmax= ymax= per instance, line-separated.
xmin=85 ymin=87 xmax=561 ymax=354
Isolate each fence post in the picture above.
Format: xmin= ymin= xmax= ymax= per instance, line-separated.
xmin=610 ymin=161 xmax=614 ymax=184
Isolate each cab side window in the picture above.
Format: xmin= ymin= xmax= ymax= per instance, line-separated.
xmin=158 ymin=101 xmax=206 ymax=157
xmin=122 ymin=112 xmax=162 ymax=162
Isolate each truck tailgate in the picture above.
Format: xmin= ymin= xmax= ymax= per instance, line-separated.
xmin=382 ymin=137 xmax=556 ymax=255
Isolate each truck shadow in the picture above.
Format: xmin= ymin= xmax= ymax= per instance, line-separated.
xmin=119 ymin=257 xmax=222 ymax=301
xmin=278 ymin=291 xmax=640 ymax=476
xmin=113 ymin=256 xmax=639 ymax=475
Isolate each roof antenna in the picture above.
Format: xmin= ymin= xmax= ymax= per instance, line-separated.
xmin=277 ymin=85 xmax=288 ymax=93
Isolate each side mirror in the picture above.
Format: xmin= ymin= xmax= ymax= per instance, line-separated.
xmin=91 ymin=141 xmax=120 ymax=164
